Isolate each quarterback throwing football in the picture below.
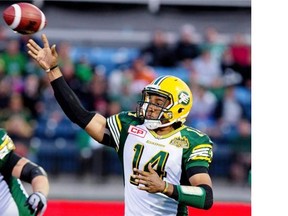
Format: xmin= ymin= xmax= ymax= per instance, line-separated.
xmin=27 ymin=34 xmax=213 ymax=216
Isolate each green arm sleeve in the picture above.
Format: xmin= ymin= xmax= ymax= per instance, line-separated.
xmin=176 ymin=184 xmax=213 ymax=210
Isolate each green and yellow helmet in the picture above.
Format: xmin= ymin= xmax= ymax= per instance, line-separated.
xmin=0 ymin=128 xmax=15 ymax=160
xmin=137 ymin=75 xmax=193 ymax=130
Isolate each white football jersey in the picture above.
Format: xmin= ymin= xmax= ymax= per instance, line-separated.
xmin=107 ymin=111 xmax=213 ymax=216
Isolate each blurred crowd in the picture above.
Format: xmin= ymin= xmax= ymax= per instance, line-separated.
xmin=0 ymin=24 xmax=251 ymax=185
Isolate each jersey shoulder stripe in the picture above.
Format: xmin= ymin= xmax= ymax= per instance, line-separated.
xmin=107 ymin=114 xmax=121 ymax=149
xmin=180 ymin=126 xmax=213 ymax=168
xmin=107 ymin=111 xmax=143 ymax=149
xmin=181 ymin=126 xmax=213 ymax=146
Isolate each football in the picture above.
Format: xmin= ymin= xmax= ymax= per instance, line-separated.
xmin=2 ymin=2 xmax=47 ymax=35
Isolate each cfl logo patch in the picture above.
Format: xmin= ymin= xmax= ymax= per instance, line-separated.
xmin=128 ymin=126 xmax=147 ymax=138
xmin=178 ymin=92 xmax=190 ymax=105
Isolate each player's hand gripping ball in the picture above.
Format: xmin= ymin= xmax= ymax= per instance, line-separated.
xmin=2 ymin=2 xmax=47 ymax=35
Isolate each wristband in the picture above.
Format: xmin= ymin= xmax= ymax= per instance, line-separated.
xmin=176 ymin=185 xmax=206 ymax=209
xmin=45 ymin=64 xmax=58 ymax=73
xmin=169 ymin=184 xmax=213 ymax=210
xmin=162 ymin=181 xmax=169 ymax=194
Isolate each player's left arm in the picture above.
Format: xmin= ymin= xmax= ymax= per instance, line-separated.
xmin=11 ymin=152 xmax=49 ymax=215
xmin=166 ymin=138 xmax=214 ymax=210
xmin=12 ymin=156 xmax=49 ymax=196
xmin=167 ymin=132 xmax=214 ymax=210
xmin=166 ymin=170 xmax=213 ymax=210
xmin=134 ymin=164 xmax=213 ymax=210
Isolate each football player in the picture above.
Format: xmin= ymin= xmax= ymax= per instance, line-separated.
xmin=0 ymin=128 xmax=49 ymax=216
xmin=27 ymin=34 xmax=213 ymax=216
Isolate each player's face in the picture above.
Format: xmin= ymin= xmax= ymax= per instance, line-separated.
xmin=144 ymin=94 xmax=170 ymax=120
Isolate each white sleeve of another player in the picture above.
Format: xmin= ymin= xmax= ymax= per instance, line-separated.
xmin=1 ymin=197 xmax=19 ymax=216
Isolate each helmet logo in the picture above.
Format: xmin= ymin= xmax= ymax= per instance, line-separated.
xmin=178 ymin=92 xmax=190 ymax=105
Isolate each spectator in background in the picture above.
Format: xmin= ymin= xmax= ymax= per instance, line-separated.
xmin=36 ymin=76 xmax=79 ymax=148
xmin=126 ymin=57 xmax=156 ymax=98
xmin=37 ymin=77 xmax=64 ymax=120
xmin=86 ymin=73 xmax=110 ymax=117
xmin=140 ymin=29 xmax=176 ymax=67
xmin=60 ymin=54 xmax=86 ymax=102
xmin=0 ymin=39 xmax=28 ymax=77
xmin=21 ymin=74 xmax=43 ymax=120
xmin=74 ymin=54 xmax=94 ymax=83
xmin=33 ymin=75 xmax=76 ymax=157
xmin=236 ymin=84 xmax=251 ymax=121
xmin=108 ymin=69 xmax=138 ymax=111
xmin=0 ymin=39 xmax=28 ymax=94
xmin=228 ymin=118 xmax=251 ymax=184
xmin=25 ymin=57 xmax=46 ymax=78
xmin=220 ymin=48 xmax=239 ymax=76
xmin=0 ymin=76 xmax=11 ymax=109
xmin=174 ymin=24 xmax=201 ymax=67
xmin=107 ymin=62 xmax=126 ymax=94
xmin=58 ymin=42 xmax=75 ymax=77
xmin=220 ymin=47 xmax=251 ymax=120
xmin=0 ymin=57 xmax=5 ymax=80
xmin=76 ymin=129 xmax=105 ymax=182
xmin=190 ymin=48 xmax=223 ymax=90
xmin=186 ymin=84 xmax=217 ymax=135
xmin=200 ymin=27 xmax=227 ymax=62
xmin=228 ymin=33 xmax=251 ymax=86
xmin=213 ymin=85 xmax=244 ymax=140
xmin=0 ymin=93 xmax=34 ymax=157
xmin=58 ymin=41 xmax=93 ymax=108
xmin=108 ymin=57 xmax=155 ymax=111
xmin=220 ymin=48 xmax=244 ymax=88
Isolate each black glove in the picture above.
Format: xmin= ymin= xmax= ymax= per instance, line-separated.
xmin=25 ymin=192 xmax=47 ymax=216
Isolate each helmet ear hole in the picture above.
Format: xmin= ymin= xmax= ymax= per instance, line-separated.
xmin=178 ymin=108 xmax=184 ymax=113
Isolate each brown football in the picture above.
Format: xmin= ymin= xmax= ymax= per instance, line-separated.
xmin=3 ymin=2 xmax=47 ymax=35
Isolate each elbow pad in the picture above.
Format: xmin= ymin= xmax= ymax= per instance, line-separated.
xmin=51 ymin=76 xmax=95 ymax=129
xmin=20 ymin=162 xmax=47 ymax=183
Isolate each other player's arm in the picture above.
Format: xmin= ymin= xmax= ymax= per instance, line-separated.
xmin=6 ymin=151 xmax=49 ymax=215
xmin=27 ymin=34 xmax=106 ymax=143
xmin=11 ymin=155 xmax=49 ymax=197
